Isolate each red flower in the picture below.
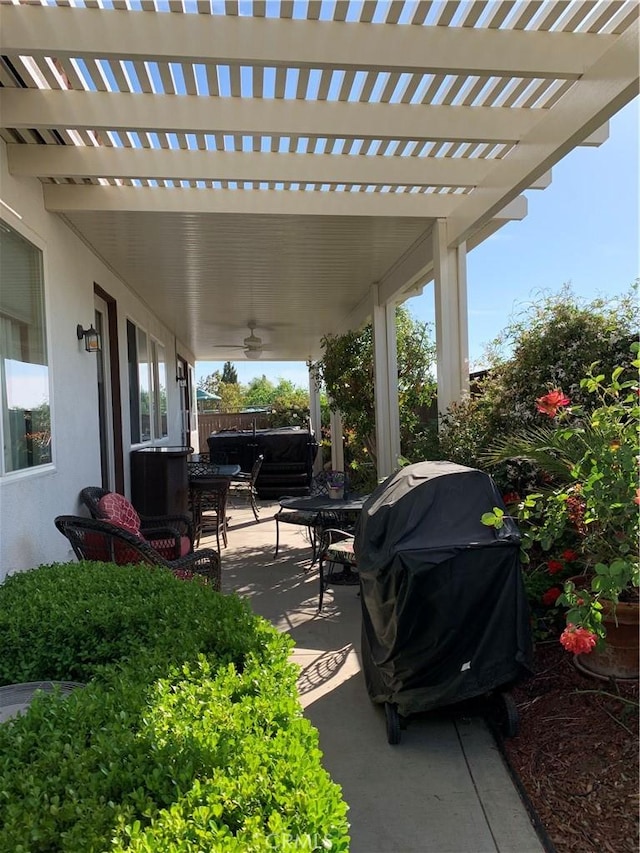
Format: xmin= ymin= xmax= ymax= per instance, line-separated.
xmin=560 ymin=623 xmax=597 ymax=655
xmin=502 ymin=492 xmax=520 ymax=505
xmin=542 ymin=587 xmax=562 ymax=607
xmin=566 ymin=494 xmax=587 ymax=535
xmin=561 ymin=549 xmax=578 ymax=562
xmin=173 ymin=569 xmax=195 ymax=581
xmin=536 ymin=389 xmax=570 ymax=417
xmin=547 ymin=559 xmax=564 ymax=575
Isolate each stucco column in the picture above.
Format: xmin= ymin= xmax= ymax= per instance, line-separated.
xmin=433 ymin=218 xmax=470 ymax=417
xmin=372 ymin=285 xmax=401 ymax=480
xmin=329 ymin=406 xmax=344 ymax=473
xmin=308 ymin=363 xmax=323 ymax=474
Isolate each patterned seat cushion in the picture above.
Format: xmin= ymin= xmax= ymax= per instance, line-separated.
xmin=97 ymin=494 xmax=189 ymax=560
xmin=276 ymin=510 xmax=317 ymax=526
xmin=326 ymin=540 xmax=357 ymax=566
xmin=97 ymin=493 xmax=141 ymax=536
xmin=152 ymin=536 xmax=191 ymax=560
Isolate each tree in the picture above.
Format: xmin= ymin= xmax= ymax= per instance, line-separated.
xmin=270 ymin=379 xmax=311 ymax=428
xmin=216 ymin=382 xmax=245 ymax=413
xmin=482 ymin=283 xmax=638 ymax=436
xmin=317 ymin=305 xmax=437 ymax=484
xmin=221 ymin=361 xmax=238 ymax=384
xmin=198 ymin=371 xmax=222 ymax=397
xmin=245 ymin=375 xmax=275 ymax=408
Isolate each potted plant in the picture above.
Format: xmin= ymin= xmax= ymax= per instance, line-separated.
xmin=326 ymin=470 xmax=346 ymax=500
xmin=482 ymin=349 xmax=639 ymax=678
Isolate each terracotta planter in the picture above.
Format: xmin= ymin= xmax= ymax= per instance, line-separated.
xmin=568 ymin=576 xmax=639 ymax=680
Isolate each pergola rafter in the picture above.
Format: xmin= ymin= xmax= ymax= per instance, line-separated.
xmin=0 ymin=0 xmax=637 ymax=371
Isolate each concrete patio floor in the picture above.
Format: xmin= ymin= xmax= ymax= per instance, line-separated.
xmin=205 ymin=497 xmax=545 ymax=853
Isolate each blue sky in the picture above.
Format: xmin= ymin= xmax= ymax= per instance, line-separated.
xmin=197 ymin=96 xmax=638 ymax=387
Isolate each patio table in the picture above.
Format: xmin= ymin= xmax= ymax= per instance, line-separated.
xmin=188 ymin=462 xmax=241 ymax=479
xmin=278 ymin=494 xmax=368 ymax=515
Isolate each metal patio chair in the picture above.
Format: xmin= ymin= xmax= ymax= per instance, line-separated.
xmin=188 ymin=476 xmax=230 ymax=552
xmin=273 ymin=471 xmax=337 ymax=559
xmin=317 ymin=528 xmax=359 ymax=611
xmin=229 ymin=454 xmax=264 ymax=522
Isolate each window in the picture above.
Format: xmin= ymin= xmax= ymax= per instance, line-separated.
xmin=0 ymin=221 xmax=52 ymax=473
xmin=151 ymin=340 xmax=168 ymax=440
xmin=127 ymin=320 xmax=168 ymax=443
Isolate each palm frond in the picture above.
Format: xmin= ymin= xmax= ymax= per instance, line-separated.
xmin=481 ymin=423 xmax=585 ymax=483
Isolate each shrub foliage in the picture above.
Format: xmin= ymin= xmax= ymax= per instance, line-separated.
xmin=439 ymin=286 xmax=638 ymax=483
xmin=0 ymin=562 xmax=349 ymax=852
xmin=317 ymin=305 xmax=437 ymax=489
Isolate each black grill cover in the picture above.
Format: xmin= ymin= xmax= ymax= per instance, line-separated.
xmin=355 ymin=461 xmax=532 ymax=716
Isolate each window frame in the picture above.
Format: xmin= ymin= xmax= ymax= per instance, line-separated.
xmin=126 ymin=318 xmax=170 ymax=446
xmin=0 ymin=215 xmax=56 ymax=479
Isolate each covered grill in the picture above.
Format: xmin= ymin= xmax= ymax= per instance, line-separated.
xmin=355 ymin=461 xmax=533 ymax=744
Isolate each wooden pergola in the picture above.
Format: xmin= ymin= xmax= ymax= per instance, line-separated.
xmin=1 ymin=0 xmax=637 ymax=474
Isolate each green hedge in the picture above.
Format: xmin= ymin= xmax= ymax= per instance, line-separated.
xmin=0 ymin=562 xmax=349 ymax=852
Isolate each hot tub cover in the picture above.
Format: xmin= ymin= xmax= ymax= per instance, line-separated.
xmin=355 ymin=461 xmax=532 ymax=716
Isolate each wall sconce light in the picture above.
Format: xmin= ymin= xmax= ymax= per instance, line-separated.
xmin=77 ymin=324 xmax=101 ymax=353
xmin=176 ymin=375 xmax=187 ymax=388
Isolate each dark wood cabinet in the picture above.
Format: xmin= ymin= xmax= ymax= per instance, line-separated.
xmin=131 ymin=446 xmax=192 ymax=516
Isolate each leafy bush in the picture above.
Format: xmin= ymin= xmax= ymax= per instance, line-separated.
xmin=438 ymin=286 xmax=638 ymax=492
xmin=481 ymin=355 xmax=640 ymax=648
xmin=0 ymin=562 xmax=261 ymax=685
xmin=483 ymin=284 xmax=637 ymax=436
xmin=317 ymin=305 xmax=436 ymax=478
xmin=438 ymin=395 xmax=492 ymax=470
xmin=0 ymin=563 xmax=349 ymax=851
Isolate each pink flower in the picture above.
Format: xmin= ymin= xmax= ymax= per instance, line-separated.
xmin=547 ymin=559 xmax=565 ymax=575
xmin=542 ymin=587 xmax=562 ymax=607
xmin=536 ymin=389 xmax=570 ymax=417
xmin=560 ymin=624 xmax=597 ymax=655
xmin=561 ymin=549 xmax=578 ymax=562
xmin=635 ymin=488 xmax=640 ymax=506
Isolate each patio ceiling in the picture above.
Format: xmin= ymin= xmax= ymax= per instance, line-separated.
xmin=0 ymin=0 xmax=637 ymax=362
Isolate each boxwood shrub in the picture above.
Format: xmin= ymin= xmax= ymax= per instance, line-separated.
xmin=0 ymin=562 xmax=349 ymax=852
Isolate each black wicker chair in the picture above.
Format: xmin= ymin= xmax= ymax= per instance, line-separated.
xmin=55 ymin=515 xmax=221 ymax=591
xmin=80 ymin=486 xmax=194 ymax=558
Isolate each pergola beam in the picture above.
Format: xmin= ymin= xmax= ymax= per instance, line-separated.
xmin=8 ymin=144 xmax=494 ymax=186
xmin=376 ymin=196 xmax=527 ymax=306
xmin=42 ymin=183 xmax=461 ymax=217
xmin=0 ymin=5 xmax=614 ymax=78
xmin=446 ymin=20 xmax=639 ymax=248
xmin=0 ymin=89 xmax=541 ymax=144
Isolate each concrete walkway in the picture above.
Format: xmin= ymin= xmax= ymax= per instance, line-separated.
xmin=210 ymin=498 xmax=545 ymax=853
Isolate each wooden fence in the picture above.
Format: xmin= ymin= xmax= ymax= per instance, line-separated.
xmin=197 ymin=411 xmax=273 ymax=451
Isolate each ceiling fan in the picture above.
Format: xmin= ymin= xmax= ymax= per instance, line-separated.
xmin=213 ymin=322 xmax=274 ymax=360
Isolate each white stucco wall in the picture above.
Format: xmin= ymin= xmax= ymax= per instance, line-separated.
xmin=0 ymin=140 xmax=195 ymax=578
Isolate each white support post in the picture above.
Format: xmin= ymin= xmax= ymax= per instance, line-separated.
xmin=308 ymin=364 xmax=323 ymax=475
xmin=372 ymin=285 xmax=401 ymax=480
xmin=433 ymin=219 xmax=470 ymax=419
xmin=329 ymin=407 xmax=344 ymax=473
xmin=386 ymin=300 xmax=401 ymax=466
